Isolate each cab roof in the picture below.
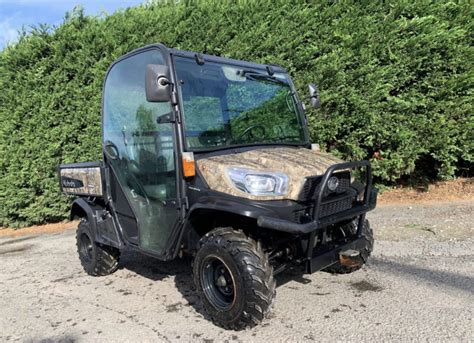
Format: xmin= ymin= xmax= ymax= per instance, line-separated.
xmin=168 ymin=47 xmax=287 ymax=74
xmin=118 ymin=43 xmax=288 ymax=74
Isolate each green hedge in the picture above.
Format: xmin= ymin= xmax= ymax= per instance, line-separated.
xmin=0 ymin=1 xmax=472 ymax=227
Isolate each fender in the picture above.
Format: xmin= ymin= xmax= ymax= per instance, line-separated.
xmin=70 ymin=198 xmax=97 ymax=229
xmin=70 ymin=198 xmax=124 ymax=248
xmin=178 ymin=195 xmax=299 ymax=254
xmin=186 ymin=195 xmax=285 ymax=221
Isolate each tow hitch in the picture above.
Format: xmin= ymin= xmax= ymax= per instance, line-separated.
xmin=339 ymin=249 xmax=363 ymax=268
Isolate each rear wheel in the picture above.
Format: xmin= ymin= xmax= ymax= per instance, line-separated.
xmin=76 ymin=219 xmax=120 ymax=276
xmin=193 ymin=228 xmax=276 ymax=330
xmin=324 ymin=218 xmax=373 ymax=274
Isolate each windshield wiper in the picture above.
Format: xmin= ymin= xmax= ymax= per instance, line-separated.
xmin=239 ymin=70 xmax=289 ymax=85
xmin=191 ymin=141 xmax=306 ymax=153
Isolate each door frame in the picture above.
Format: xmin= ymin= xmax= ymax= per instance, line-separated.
xmin=100 ymin=44 xmax=187 ymax=260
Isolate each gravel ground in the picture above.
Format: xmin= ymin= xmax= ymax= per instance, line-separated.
xmin=0 ymin=200 xmax=472 ymax=342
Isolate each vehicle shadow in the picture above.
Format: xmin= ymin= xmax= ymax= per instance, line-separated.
xmin=118 ymin=250 xmax=313 ymax=320
xmin=371 ymin=257 xmax=474 ymax=294
xmin=119 ymin=250 xmax=211 ymax=319
xmin=274 ymin=266 xmax=313 ymax=287
xmin=118 ymin=250 xmax=191 ymax=282
xmin=23 ymin=335 xmax=77 ymax=343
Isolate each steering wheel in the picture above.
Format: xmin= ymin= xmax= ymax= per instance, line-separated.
xmin=235 ymin=124 xmax=266 ymax=142
xmin=198 ymin=130 xmax=229 ymax=146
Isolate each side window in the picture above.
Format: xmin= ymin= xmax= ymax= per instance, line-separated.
xmin=103 ymin=49 xmax=176 ymax=201
xmin=103 ymin=50 xmax=170 ymax=142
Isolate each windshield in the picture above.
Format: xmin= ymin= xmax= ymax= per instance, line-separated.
xmin=174 ymin=56 xmax=307 ymax=150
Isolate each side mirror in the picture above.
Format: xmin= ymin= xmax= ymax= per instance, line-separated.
xmin=308 ymin=83 xmax=321 ymax=108
xmin=146 ymin=64 xmax=171 ymax=102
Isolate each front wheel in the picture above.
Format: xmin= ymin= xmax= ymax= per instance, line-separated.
xmin=193 ymin=228 xmax=276 ymax=330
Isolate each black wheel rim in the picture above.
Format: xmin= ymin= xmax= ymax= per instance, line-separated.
xmin=79 ymin=233 xmax=93 ymax=262
xmin=201 ymin=256 xmax=236 ymax=311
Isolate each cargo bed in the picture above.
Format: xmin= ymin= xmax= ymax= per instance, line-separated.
xmin=59 ymin=161 xmax=104 ymax=197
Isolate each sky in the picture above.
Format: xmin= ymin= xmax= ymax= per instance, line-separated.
xmin=0 ymin=0 xmax=145 ymax=49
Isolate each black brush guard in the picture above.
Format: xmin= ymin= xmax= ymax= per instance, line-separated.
xmin=257 ymin=160 xmax=377 ymax=273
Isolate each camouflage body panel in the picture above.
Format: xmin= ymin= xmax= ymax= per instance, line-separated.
xmin=197 ymin=147 xmax=343 ymax=201
xmin=60 ymin=167 xmax=103 ymax=197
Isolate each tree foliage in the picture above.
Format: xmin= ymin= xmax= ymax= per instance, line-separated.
xmin=0 ymin=1 xmax=472 ymax=227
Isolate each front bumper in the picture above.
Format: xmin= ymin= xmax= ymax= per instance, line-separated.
xmin=306 ymin=236 xmax=369 ymax=273
xmin=257 ymin=160 xmax=377 ymax=274
xmin=257 ymin=188 xmax=377 ymax=234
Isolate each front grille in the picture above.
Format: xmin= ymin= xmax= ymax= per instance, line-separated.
xmin=293 ymin=194 xmax=355 ymax=223
xmin=319 ymin=196 xmax=353 ymax=218
xmin=300 ymin=177 xmax=320 ymax=200
xmin=299 ymin=171 xmax=351 ymax=201
xmin=329 ymin=175 xmax=351 ymax=195
xmin=294 ymin=171 xmax=355 ymax=222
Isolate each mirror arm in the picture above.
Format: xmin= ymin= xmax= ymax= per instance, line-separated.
xmin=170 ymin=87 xmax=179 ymax=106
xmin=158 ymin=77 xmax=172 ymax=87
xmin=159 ymin=77 xmax=178 ymax=105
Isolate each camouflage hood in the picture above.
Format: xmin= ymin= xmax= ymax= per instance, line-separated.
xmin=197 ymin=147 xmax=343 ymax=200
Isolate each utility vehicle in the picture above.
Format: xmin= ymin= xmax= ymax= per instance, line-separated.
xmin=59 ymin=44 xmax=377 ymax=330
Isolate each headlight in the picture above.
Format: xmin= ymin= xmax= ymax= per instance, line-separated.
xmin=226 ymin=167 xmax=289 ymax=196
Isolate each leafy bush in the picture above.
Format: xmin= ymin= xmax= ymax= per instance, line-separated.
xmin=0 ymin=1 xmax=472 ymax=227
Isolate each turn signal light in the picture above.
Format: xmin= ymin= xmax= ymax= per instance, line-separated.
xmin=182 ymin=152 xmax=195 ymax=178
